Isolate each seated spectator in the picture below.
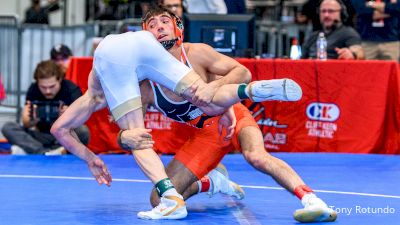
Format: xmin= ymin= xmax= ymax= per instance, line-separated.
xmin=50 ymin=44 xmax=73 ymax=74
xmin=297 ymin=0 xmax=355 ymax=31
xmin=302 ymin=0 xmax=364 ymax=59
xmin=1 ymin=60 xmax=89 ymax=155
xmin=24 ymin=0 xmax=60 ymax=24
xmin=352 ymin=0 xmax=399 ymax=61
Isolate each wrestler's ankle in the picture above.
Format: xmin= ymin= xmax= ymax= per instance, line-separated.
xmin=155 ymin=178 xmax=176 ymax=197
xmin=294 ymin=184 xmax=314 ymax=200
xmin=237 ymin=83 xmax=250 ymax=100
xmin=196 ymin=176 xmax=211 ymax=193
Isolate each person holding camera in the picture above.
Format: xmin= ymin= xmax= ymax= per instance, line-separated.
xmin=2 ymin=60 xmax=89 ymax=155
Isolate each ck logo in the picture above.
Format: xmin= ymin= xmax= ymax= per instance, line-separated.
xmin=306 ymin=102 xmax=340 ymax=122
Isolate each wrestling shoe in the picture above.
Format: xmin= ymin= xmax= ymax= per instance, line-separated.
xmin=10 ymin=145 xmax=27 ymax=155
xmin=294 ymin=194 xmax=337 ymax=223
xmin=207 ymin=165 xmax=245 ymax=200
xmin=45 ymin=146 xmax=67 ymax=156
xmin=248 ymin=78 xmax=302 ymax=102
xmin=137 ymin=195 xmax=187 ymax=220
xmin=215 ymin=163 xmax=229 ymax=178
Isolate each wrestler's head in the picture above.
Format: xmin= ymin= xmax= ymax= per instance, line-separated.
xmin=142 ymin=4 xmax=184 ymax=50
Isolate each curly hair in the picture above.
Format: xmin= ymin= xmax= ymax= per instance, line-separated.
xmin=141 ymin=3 xmax=177 ymax=25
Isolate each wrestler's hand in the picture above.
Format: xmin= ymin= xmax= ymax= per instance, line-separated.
xmin=218 ymin=106 xmax=236 ymax=141
xmin=192 ymin=82 xmax=218 ymax=107
xmin=87 ymin=156 xmax=112 ymax=187
xmin=121 ymin=128 xmax=154 ymax=150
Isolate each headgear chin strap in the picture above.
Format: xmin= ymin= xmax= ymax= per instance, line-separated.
xmin=160 ymin=38 xmax=178 ymax=50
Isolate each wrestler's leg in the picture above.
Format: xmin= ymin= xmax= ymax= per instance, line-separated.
xmin=95 ymin=55 xmax=171 ymax=184
xmin=116 ymin=110 xmax=171 ymax=183
xmin=113 ymin=109 xmax=187 ymax=220
xmin=179 ymin=78 xmax=302 ymax=116
xmin=238 ymin=126 xmax=337 ymax=222
xmin=133 ymin=32 xmax=302 ymax=112
xmin=239 ymin=126 xmax=305 ymax=191
xmin=93 ymin=54 xmax=186 ymax=220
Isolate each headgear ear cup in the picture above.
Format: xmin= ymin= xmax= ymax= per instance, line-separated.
xmin=173 ymin=15 xmax=184 ymax=46
xmin=338 ymin=0 xmax=349 ymax=22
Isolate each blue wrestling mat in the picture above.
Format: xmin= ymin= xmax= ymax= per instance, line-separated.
xmin=0 ymin=153 xmax=399 ymax=225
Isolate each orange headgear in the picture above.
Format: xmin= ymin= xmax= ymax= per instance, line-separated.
xmin=142 ymin=10 xmax=184 ymax=47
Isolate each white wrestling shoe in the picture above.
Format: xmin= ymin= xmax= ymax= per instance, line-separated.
xmin=248 ymin=78 xmax=302 ymax=102
xmin=294 ymin=194 xmax=337 ymax=223
xmin=10 ymin=145 xmax=27 ymax=155
xmin=137 ymin=195 xmax=187 ymax=220
xmin=207 ymin=164 xmax=245 ymax=200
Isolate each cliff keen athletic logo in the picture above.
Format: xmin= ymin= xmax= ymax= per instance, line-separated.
xmin=306 ymin=102 xmax=340 ymax=122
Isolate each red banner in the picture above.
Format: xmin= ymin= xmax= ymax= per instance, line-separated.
xmin=66 ymin=57 xmax=400 ymax=154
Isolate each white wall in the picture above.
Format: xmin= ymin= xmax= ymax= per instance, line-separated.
xmin=0 ymin=0 xmax=85 ymax=25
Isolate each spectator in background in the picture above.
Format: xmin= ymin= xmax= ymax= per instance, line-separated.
xmin=352 ymin=0 xmax=399 ymax=61
xmin=159 ymin=0 xmax=184 ymax=17
xmin=25 ymin=0 xmax=60 ymax=24
xmin=297 ymin=0 xmax=355 ymax=31
xmin=1 ymin=60 xmax=89 ymax=155
xmin=184 ymin=0 xmax=227 ymax=14
xmin=50 ymin=44 xmax=73 ymax=74
xmin=302 ymin=0 xmax=364 ymax=59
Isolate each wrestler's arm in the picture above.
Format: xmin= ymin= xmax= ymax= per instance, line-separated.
xmin=118 ymin=80 xmax=155 ymax=150
xmin=189 ymin=43 xmax=251 ymax=105
xmin=51 ymin=70 xmax=111 ymax=185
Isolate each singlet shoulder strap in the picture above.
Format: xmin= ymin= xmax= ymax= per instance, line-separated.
xmin=180 ymin=43 xmax=193 ymax=68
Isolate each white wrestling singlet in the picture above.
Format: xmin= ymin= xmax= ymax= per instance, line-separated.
xmin=93 ymin=31 xmax=199 ymax=120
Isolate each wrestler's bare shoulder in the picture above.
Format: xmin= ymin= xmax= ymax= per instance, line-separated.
xmin=184 ymin=42 xmax=215 ymax=56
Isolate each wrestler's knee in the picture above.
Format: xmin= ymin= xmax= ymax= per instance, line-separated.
xmin=242 ymin=147 xmax=271 ymax=169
